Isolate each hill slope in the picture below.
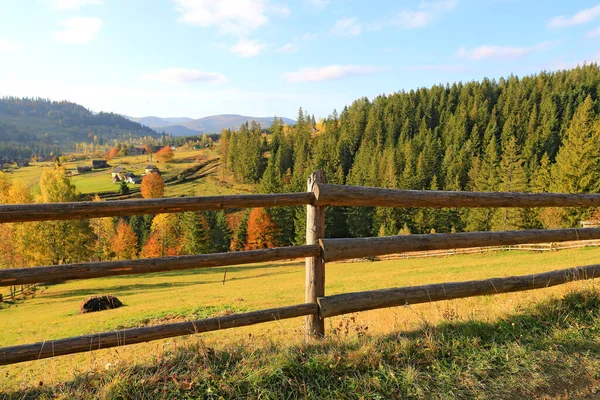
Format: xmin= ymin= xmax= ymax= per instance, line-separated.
xmin=130 ymin=114 xmax=295 ymax=135
xmin=0 ymin=98 xmax=159 ymax=159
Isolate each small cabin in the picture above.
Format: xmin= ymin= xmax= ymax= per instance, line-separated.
xmin=111 ymin=166 xmax=127 ymax=179
xmin=92 ymin=160 xmax=109 ymax=169
xmin=123 ymin=172 xmax=142 ymax=184
xmin=145 ymin=164 xmax=159 ymax=174
xmin=77 ymin=166 xmax=92 ymax=174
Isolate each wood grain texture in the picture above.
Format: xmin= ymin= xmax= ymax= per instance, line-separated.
xmin=315 ymin=183 xmax=600 ymax=208
xmin=305 ymin=170 xmax=326 ymax=338
xmin=320 ymin=228 xmax=600 ymax=262
xmin=318 ymin=264 xmax=600 ymax=317
xmin=0 ymin=192 xmax=315 ymax=223
xmin=0 ymin=303 xmax=319 ymax=365
xmin=0 ymin=245 xmax=320 ymax=286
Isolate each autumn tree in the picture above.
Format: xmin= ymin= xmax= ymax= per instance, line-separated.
xmin=89 ymin=195 xmax=115 ymax=261
xmin=245 ymin=208 xmax=279 ymax=250
xmin=155 ymin=146 xmax=174 ymax=163
xmin=21 ymin=166 xmax=94 ymax=265
xmin=111 ymin=220 xmax=139 ymax=259
xmin=141 ymin=172 xmax=164 ymax=198
xmin=0 ymin=176 xmax=32 ymax=269
xmin=106 ymin=147 xmax=119 ymax=160
xmin=143 ymin=213 xmax=181 ymax=257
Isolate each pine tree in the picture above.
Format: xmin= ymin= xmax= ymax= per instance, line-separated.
xmin=552 ymin=96 xmax=600 ymax=225
xmin=492 ymin=136 xmax=527 ymax=230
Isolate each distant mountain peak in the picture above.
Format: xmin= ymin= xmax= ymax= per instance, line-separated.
xmin=128 ymin=114 xmax=296 ymax=136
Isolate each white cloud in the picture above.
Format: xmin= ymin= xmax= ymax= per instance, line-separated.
xmin=230 ymin=39 xmax=267 ymax=57
xmin=0 ymin=38 xmax=23 ymax=52
xmin=306 ymin=0 xmax=329 ymax=10
xmin=283 ymin=65 xmax=387 ymax=83
xmin=371 ymin=0 xmax=457 ymax=30
xmin=548 ymin=4 xmax=600 ymax=29
xmin=331 ymin=17 xmax=362 ymax=36
xmin=140 ymin=68 xmax=228 ymax=84
xmin=586 ymin=26 xmax=600 ymax=38
xmin=277 ymin=42 xmax=297 ymax=53
xmin=172 ymin=0 xmax=288 ymax=35
xmin=50 ymin=0 xmax=103 ymax=10
xmin=455 ymin=41 xmax=556 ymax=60
xmin=52 ymin=17 xmax=103 ymax=44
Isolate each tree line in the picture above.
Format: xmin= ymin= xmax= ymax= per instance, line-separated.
xmin=220 ymin=64 xmax=600 ymax=245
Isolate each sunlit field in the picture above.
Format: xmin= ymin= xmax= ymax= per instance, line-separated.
xmin=3 ymin=247 xmax=600 ymax=393
xmin=0 ymin=148 xmax=247 ymax=197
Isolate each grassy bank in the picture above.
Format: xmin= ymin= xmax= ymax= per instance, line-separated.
xmin=4 ymin=288 xmax=600 ymax=399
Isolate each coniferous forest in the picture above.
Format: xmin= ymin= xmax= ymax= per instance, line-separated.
xmin=221 ymin=64 xmax=600 ymax=245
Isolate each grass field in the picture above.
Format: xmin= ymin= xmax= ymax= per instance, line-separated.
xmin=3 ymin=247 xmax=600 ymax=397
xmin=0 ymin=148 xmax=247 ymax=198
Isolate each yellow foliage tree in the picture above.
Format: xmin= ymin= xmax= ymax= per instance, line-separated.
xmin=141 ymin=172 xmax=164 ymax=198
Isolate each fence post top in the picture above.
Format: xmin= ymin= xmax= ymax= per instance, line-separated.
xmin=307 ymin=170 xmax=326 ymax=193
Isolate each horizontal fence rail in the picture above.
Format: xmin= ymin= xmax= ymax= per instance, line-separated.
xmin=0 ymin=245 xmax=319 ymax=286
xmin=315 ymin=183 xmax=600 ymax=209
xmin=0 ymin=303 xmax=318 ymax=366
xmin=318 ymin=264 xmax=600 ymax=317
xmin=320 ymin=228 xmax=600 ymax=262
xmin=0 ymin=192 xmax=315 ymax=223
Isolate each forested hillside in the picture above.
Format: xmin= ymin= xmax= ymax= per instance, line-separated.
xmin=222 ymin=64 xmax=600 ymax=245
xmin=0 ymin=98 xmax=158 ymax=159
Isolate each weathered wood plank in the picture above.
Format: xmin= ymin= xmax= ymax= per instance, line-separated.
xmin=0 ymin=192 xmax=315 ymax=223
xmin=0 ymin=245 xmax=320 ymax=286
xmin=305 ymin=170 xmax=326 ymax=338
xmin=0 ymin=303 xmax=319 ymax=365
xmin=320 ymin=228 xmax=600 ymax=262
xmin=318 ymin=264 xmax=600 ymax=318
xmin=315 ymin=183 xmax=600 ymax=208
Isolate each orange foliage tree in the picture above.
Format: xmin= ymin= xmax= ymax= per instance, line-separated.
xmin=106 ymin=147 xmax=119 ymax=160
xmin=111 ymin=220 xmax=138 ymax=259
xmin=141 ymin=172 xmax=164 ymax=198
xmin=155 ymin=146 xmax=174 ymax=163
xmin=139 ymin=231 xmax=180 ymax=258
xmin=245 ymin=208 xmax=279 ymax=250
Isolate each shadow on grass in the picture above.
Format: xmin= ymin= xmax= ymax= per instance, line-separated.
xmin=6 ymin=289 xmax=600 ymax=399
xmin=36 ymin=267 xmax=302 ymax=301
xmin=38 ymin=281 xmax=202 ymax=300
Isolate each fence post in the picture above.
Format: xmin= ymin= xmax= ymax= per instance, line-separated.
xmin=306 ymin=170 xmax=326 ymax=339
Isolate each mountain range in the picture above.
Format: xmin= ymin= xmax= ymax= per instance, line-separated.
xmin=128 ymin=114 xmax=296 ymax=136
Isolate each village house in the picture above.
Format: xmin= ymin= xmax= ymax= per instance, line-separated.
xmin=92 ymin=160 xmax=109 ymax=169
xmin=145 ymin=164 xmax=159 ymax=174
xmin=111 ymin=166 xmax=127 ymax=180
xmin=77 ymin=166 xmax=92 ymax=174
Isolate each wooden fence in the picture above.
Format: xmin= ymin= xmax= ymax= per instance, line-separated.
xmin=2 ymin=170 xmax=600 ymax=365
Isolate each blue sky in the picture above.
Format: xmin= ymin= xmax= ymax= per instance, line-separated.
xmin=0 ymin=0 xmax=599 ymax=119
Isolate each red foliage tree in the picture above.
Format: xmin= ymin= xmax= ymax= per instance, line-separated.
xmin=245 ymin=208 xmax=279 ymax=250
xmin=155 ymin=146 xmax=174 ymax=163
xmin=141 ymin=172 xmax=164 ymax=198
